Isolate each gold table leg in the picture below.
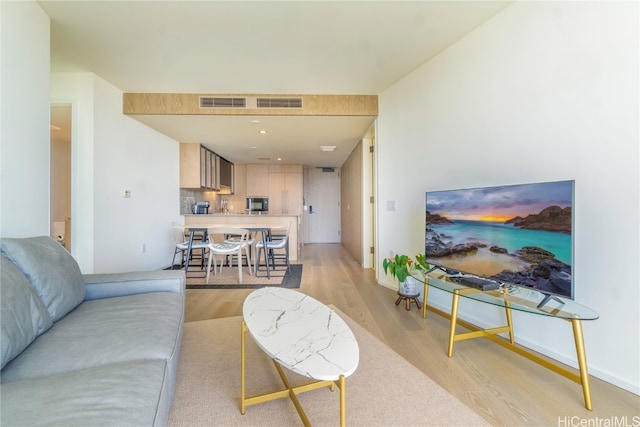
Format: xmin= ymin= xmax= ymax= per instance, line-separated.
xmin=339 ymin=374 xmax=346 ymax=427
xmin=572 ymin=319 xmax=593 ymax=410
xmin=504 ymin=301 xmax=515 ymax=345
xmin=447 ymin=290 xmax=461 ymax=357
xmin=422 ymin=281 xmax=429 ymax=319
xmin=240 ymin=321 xmax=247 ymax=415
xmin=241 ymin=320 xmax=348 ymax=423
xmin=430 ymin=289 xmax=594 ymax=410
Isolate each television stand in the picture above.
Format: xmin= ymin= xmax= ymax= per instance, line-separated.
xmin=537 ymin=292 xmax=565 ymax=309
xmin=417 ymin=269 xmax=599 ymax=410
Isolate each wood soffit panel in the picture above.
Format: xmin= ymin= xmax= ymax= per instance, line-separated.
xmin=123 ymin=93 xmax=378 ymax=117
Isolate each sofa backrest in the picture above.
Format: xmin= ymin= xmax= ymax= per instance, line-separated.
xmin=1 ymin=236 xmax=85 ymax=322
xmin=0 ymin=256 xmax=53 ymax=369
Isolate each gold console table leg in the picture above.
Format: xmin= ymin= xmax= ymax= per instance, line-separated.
xmin=504 ymin=301 xmax=515 ymax=345
xmin=447 ymin=290 xmax=461 ymax=357
xmin=422 ymin=281 xmax=430 ymax=319
xmin=572 ymin=319 xmax=592 ymax=410
xmin=435 ymin=291 xmax=593 ymax=410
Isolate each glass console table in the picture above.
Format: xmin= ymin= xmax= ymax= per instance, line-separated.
xmin=417 ymin=267 xmax=599 ymax=410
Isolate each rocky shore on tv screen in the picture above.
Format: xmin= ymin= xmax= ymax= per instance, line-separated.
xmin=424 ymin=181 xmax=574 ymax=298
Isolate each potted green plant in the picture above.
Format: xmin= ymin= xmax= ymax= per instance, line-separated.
xmin=383 ymin=254 xmax=430 ymax=295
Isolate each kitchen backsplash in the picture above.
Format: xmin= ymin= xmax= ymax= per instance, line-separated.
xmin=180 ymin=189 xmax=243 ymax=214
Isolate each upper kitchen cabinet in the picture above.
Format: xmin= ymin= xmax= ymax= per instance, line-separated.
xmin=245 ymin=164 xmax=269 ymax=197
xmin=180 ymin=143 xmax=207 ymax=189
xmin=180 ymin=143 xmax=234 ymax=193
xmin=218 ymin=157 xmax=234 ymax=194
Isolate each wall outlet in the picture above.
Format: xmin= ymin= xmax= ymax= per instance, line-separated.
xmin=390 ymin=250 xmax=395 ymax=258
xmin=123 ymin=190 xmax=131 ymax=198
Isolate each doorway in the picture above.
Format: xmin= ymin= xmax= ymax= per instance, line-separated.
xmin=50 ymin=104 xmax=72 ymax=251
xmin=304 ymin=168 xmax=340 ymax=243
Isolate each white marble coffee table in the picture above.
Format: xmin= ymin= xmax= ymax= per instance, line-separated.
xmin=241 ymin=287 xmax=359 ymax=426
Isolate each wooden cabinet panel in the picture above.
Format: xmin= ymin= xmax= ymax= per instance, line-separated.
xmin=180 ymin=143 xmax=232 ymax=192
xmin=268 ymin=165 xmax=303 ymax=215
xmin=246 ymin=164 xmax=269 ymax=196
xmin=284 ymin=171 xmax=303 ymax=216
xmin=269 ymin=172 xmax=285 ymax=213
xmin=233 ymin=164 xmax=246 ymax=195
xmin=244 ymin=164 xmax=303 ymax=214
xmin=180 ymin=143 xmax=202 ymax=189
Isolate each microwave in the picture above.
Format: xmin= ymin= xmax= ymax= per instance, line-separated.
xmin=246 ymin=197 xmax=269 ymax=213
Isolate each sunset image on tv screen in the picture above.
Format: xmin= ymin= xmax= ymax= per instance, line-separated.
xmin=425 ymin=180 xmax=573 ymax=298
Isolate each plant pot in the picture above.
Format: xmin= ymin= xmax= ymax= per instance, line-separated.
xmin=399 ymin=276 xmax=420 ymax=296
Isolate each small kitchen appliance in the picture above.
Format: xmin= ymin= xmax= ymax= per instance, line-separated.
xmin=246 ymin=197 xmax=269 ymax=213
xmin=193 ymin=201 xmax=210 ymax=214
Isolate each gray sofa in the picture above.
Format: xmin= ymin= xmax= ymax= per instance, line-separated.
xmin=1 ymin=236 xmax=185 ymax=426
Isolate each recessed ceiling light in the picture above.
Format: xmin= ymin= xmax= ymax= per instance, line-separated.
xmin=250 ymin=119 xmax=261 ymax=124
xmin=277 ymin=157 xmax=282 ymax=161
xmin=250 ymin=146 xmax=257 ymax=149
xmin=259 ymin=130 xmax=268 ymax=135
xmin=320 ymin=145 xmax=336 ymax=152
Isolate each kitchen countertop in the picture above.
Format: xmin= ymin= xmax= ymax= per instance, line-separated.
xmin=183 ymin=212 xmax=299 ymax=217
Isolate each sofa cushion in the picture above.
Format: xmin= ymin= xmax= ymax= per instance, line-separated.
xmin=0 ymin=359 xmax=170 ymax=427
xmin=1 ymin=236 xmax=85 ymax=322
xmin=0 ymin=257 xmax=53 ymax=369
xmin=1 ymin=291 xmax=183 ymax=382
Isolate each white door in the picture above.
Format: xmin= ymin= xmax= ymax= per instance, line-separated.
xmin=306 ymin=168 xmax=340 ymax=243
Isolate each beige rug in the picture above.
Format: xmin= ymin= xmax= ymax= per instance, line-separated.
xmin=168 ymin=310 xmax=487 ymax=426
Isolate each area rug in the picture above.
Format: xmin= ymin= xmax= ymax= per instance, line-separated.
xmin=185 ymin=264 xmax=302 ymax=289
xmin=168 ymin=309 xmax=488 ymax=427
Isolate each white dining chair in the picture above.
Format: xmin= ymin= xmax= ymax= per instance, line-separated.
xmin=171 ymin=223 xmax=209 ymax=273
xmin=255 ymin=222 xmax=291 ymax=276
xmin=206 ymin=227 xmax=250 ymax=284
xmin=224 ymin=231 xmax=255 ymax=274
xmin=170 ymin=226 xmax=189 ymax=269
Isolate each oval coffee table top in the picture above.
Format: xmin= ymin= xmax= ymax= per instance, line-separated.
xmin=243 ymin=287 xmax=359 ymax=381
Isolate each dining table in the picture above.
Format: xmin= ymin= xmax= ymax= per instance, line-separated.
xmin=173 ymin=223 xmax=284 ymax=279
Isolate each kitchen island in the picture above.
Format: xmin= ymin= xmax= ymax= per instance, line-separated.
xmin=184 ymin=213 xmax=300 ymax=261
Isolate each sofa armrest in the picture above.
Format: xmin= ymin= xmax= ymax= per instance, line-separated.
xmin=82 ymin=270 xmax=185 ymax=300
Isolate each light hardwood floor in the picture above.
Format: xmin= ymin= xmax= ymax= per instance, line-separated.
xmin=184 ymin=244 xmax=639 ymax=426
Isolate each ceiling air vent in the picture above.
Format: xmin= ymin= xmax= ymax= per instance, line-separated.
xmin=199 ymin=97 xmax=246 ymax=108
xmin=256 ymin=97 xmax=303 ymax=108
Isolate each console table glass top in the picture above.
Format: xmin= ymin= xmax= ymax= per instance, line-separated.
xmin=417 ymin=267 xmax=599 ymax=320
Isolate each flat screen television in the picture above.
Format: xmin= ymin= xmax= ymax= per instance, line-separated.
xmin=425 ymin=180 xmax=574 ymax=299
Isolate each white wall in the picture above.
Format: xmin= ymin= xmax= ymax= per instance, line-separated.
xmin=51 ymin=73 xmax=181 ymax=273
xmin=0 ymin=2 xmax=50 ymax=238
xmin=92 ymin=76 xmax=180 ymax=273
xmin=377 ymin=1 xmax=639 ymax=394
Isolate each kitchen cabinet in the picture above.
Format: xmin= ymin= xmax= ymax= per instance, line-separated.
xmin=268 ymin=164 xmax=303 ymax=215
xmin=180 ymin=143 xmax=233 ymax=192
xmin=245 ymin=164 xmax=269 ymax=197
xmin=232 ymin=164 xmax=246 ymax=196
xmin=218 ymin=157 xmax=234 ymax=194
xmin=180 ymin=143 xmax=206 ymax=189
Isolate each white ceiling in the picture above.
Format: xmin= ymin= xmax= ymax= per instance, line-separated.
xmin=41 ymin=0 xmax=511 ymax=166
